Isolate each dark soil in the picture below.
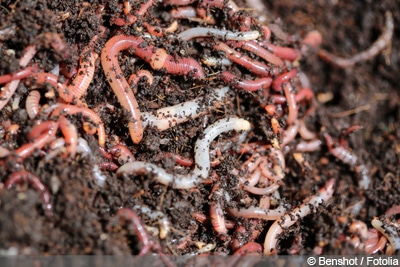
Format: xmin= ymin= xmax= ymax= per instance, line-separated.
xmin=0 ymin=0 xmax=399 ymax=257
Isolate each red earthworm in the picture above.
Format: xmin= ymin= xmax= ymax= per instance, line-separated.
xmin=164 ymin=0 xmax=196 ymax=5
xmin=16 ymin=121 xmax=59 ymax=160
xmin=385 ymin=205 xmax=400 ymax=216
xmin=165 ymin=152 xmax=193 ymax=167
xmin=101 ymin=35 xmax=204 ymax=144
xmin=0 ymin=65 xmax=38 ymax=84
xmin=109 ymin=144 xmax=135 ymax=164
xmin=282 ymin=83 xmax=298 ymax=125
xmin=209 ymin=201 xmax=228 ymax=237
xmin=26 ymin=90 xmax=41 ymax=119
xmin=221 ymin=71 xmax=272 ymax=92
xmin=0 ymin=45 xmax=37 ymax=110
xmin=301 ymin=30 xmax=323 ymax=51
xmin=244 ymin=182 xmax=280 ymax=195
xmin=28 ymin=72 xmax=80 ymax=105
xmin=339 ymin=125 xmax=363 ymax=147
xmin=264 ymin=179 xmax=335 ymax=255
xmin=99 ymin=161 xmax=119 ymax=171
xmin=271 ymin=68 xmax=298 ymax=91
xmin=214 ymin=42 xmax=271 ymax=77
xmin=233 ymin=242 xmax=262 ymax=255
xmin=323 ymin=132 xmax=358 ymax=166
xmin=232 ymin=219 xmax=262 ymax=251
xmin=261 ymin=25 xmax=271 ymax=41
xmin=227 ymin=40 xmax=284 ymax=67
xmin=193 ymin=212 xmax=235 ymax=229
xmin=262 ymin=42 xmax=301 ymax=61
xmin=98 ymin=146 xmax=113 ymax=160
xmin=50 ymin=104 xmax=105 ymax=147
xmin=365 ymin=236 xmax=387 ymax=254
xmin=245 ymin=168 xmax=261 ymax=187
xmin=117 ymin=208 xmax=151 ymax=255
xmin=58 ymin=116 xmax=78 ymax=157
xmin=128 ymin=70 xmax=154 ymax=88
xmin=112 ymin=0 xmax=154 ymax=26
xmin=5 ymin=170 xmax=53 ymax=217
xmin=67 ymin=50 xmax=98 ymax=101
xmin=318 ymin=11 xmax=393 ymax=68
xmin=268 ymin=23 xmax=298 ymax=43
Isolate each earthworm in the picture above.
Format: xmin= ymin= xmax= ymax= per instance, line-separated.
xmin=118 ymin=208 xmax=152 ymax=255
xmin=28 ymin=72 xmax=76 ymax=105
xmin=99 ymin=161 xmax=119 ymax=171
xmin=193 ymin=212 xmax=235 ymax=229
xmin=141 ymin=87 xmax=228 ymax=131
xmin=128 ymin=70 xmax=154 ymax=89
xmin=117 ymin=117 xmax=251 ymax=189
xmin=209 ymin=202 xmax=228 ymax=237
xmin=15 ymin=121 xmax=59 ymax=160
xmin=318 ymin=12 xmax=393 ymax=68
xmin=170 ymin=6 xmax=197 ymax=19
xmin=164 ymin=152 xmax=193 ymax=167
xmin=163 ymin=0 xmax=196 ymax=5
xmin=68 ymin=50 xmax=98 ymax=101
xmin=228 ymin=205 xmax=286 ymax=220
xmin=301 ymin=30 xmax=323 ymax=53
xmin=177 ymin=27 xmax=260 ymax=41
xmin=109 ymin=144 xmax=135 ymax=164
xmin=263 ymin=179 xmax=335 ymax=255
xmin=26 ymin=90 xmax=41 ymax=119
xmin=298 ymin=119 xmax=317 ymax=140
xmin=0 ymin=45 xmax=36 ymax=110
xmin=221 ymin=71 xmax=272 ymax=92
xmin=271 ymin=68 xmax=298 ymax=91
xmin=214 ymin=42 xmax=271 ymax=77
xmin=261 ymin=43 xmax=301 ymax=61
xmin=112 ymin=0 xmax=154 ymax=26
xmin=295 ymin=139 xmax=322 ymax=152
xmin=282 ymin=83 xmax=298 ymax=125
xmin=385 ymin=205 xmax=400 ymax=216
xmin=339 ymin=125 xmax=363 ymax=147
xmin=0 ymin=65 xmax=38 ymax=84
xmin=50 ymin=104 xmax=106 ymax=147
xmin=5 ymin=170 xmax=53 ymax=216
xmin=201 ymin=56 xmax=232 ymax=67
xmin=243 ymin=183 xmax=280 ymax=195
xmin=281 ymin=120 xmax=299 ymax=147
xmin=101 ymin=35 xmax=204 ymax=143
xmin=323 ymin=132 xmax=357 ymax=166
xmin=232 ymin=219 xmax=262 ymax=251
xmin=233 ymin=242 xmax=262 ymax=255
xmin=132 ymin=205 xmax=171 ymax=240
xmin=371 ymin=217 xmax=400 ymax=252
xmin=58 ymin=116 xmax=78 ymax=157
xmin=365 ymin=231 xmax=387 ymax=255
xmin=228 ymin=40 xmax=284 ymax=66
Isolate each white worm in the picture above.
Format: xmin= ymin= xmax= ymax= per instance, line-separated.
xmin=264 ymin=179 xmax=335 ymax=255
xmin=142 ymin=87 xmax=228 ymax=131
xmin=178 ymin=27 xmax=260 ymax=41
xmin=117 ymin=117 xmax=251 ymax=189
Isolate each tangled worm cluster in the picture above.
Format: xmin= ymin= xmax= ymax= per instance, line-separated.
xmin=0 ymin=0 xmax=396 ymax=258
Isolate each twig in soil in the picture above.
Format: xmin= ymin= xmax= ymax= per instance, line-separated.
xmin=318 ymin=11 xmax=394 ymax=68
